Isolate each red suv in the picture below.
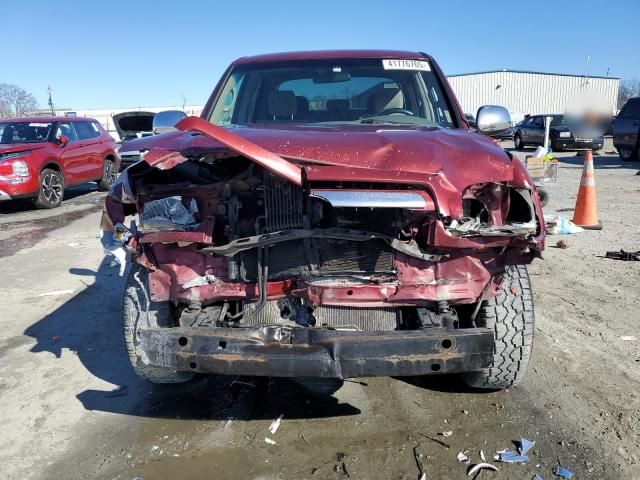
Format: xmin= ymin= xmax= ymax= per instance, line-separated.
xmin=0 ymin=116 xmax=119 ymax=208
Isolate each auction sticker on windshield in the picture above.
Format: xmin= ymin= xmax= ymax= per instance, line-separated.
xmin=382 ymin=59 xmax=431 ymax=71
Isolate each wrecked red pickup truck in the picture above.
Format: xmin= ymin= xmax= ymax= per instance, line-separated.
xmin=102 ymin=50 xmax=544 ymax=390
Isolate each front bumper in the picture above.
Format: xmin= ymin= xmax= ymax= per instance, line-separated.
xmin=138 ymin=326 xmax=494 ymax=379
xmin=555 ymin=138 xmax=604 ymax=150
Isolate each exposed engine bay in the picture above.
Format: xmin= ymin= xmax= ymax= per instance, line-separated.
xmin=104 ymin=141 xmax=542 ymax=333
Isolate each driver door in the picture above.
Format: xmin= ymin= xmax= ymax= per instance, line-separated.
xmin=54 ymin=122 xmax=88 ymax=185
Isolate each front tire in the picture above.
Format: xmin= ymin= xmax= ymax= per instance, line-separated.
xmin=123 ymin=265 xmax=195 ymax=384
xmin=514 ymin=133 xmax=523 ymax=150
xmin=98 ymin=157 xmax=117 ymax=191
xmin=462 ymin=265 xmax=534 ymax=390
xmin=33 ymin=168 xmax=64 ymax=209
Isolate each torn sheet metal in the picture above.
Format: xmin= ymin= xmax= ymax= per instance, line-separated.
xmin=448 ymin=218 xmax=537 ymax=237
xmin=175 ymin=116 xmax=303 ymax=186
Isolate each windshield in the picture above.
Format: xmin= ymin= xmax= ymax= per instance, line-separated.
xmin=549 ymin=115 xmax=567 ymax=127
xmin=209 ymin=58 xmax=457 ymax=128
xmin=0 ymin=121 xmax=53 ymax=144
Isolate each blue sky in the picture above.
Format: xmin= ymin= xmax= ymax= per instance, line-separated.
xmin=3 ymin=0 xmax=638 ymax=110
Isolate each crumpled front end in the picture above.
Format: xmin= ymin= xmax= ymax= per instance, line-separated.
xmin=102 ymin=117 xmax=544 ymax=378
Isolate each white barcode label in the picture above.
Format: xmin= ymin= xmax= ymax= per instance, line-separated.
xmin=382 ymin=59 xmax=431 ymax=71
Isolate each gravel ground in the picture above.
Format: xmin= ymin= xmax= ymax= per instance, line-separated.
xmin=0 ymin=139 xmax=638 ymax=480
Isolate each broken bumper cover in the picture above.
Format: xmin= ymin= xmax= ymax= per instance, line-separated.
xmin=138 ymin=326 xmax=494 ymax=379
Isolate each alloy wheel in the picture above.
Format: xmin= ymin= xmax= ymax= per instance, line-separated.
xmin=104 ymin=160 xmax=117 ymax=186
xmin=42 ymin=173 xmax=63 ymax=204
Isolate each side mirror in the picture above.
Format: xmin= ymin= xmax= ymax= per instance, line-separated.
xmin=58 ymin=135 xmax=69 ymax=146
xmin=476 ymin=105 xmax=511 ymax=136
xmin=152 ymin=110 xmax=187 ymax=135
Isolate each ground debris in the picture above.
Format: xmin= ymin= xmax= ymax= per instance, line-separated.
xmin=268 ymin=414 xmax=284 ymax=435
xmin=494 ymin=449 xmax=529 ymax=463
xmin=418 ymin=432 xmax=451 ymax=449
xmin=518 ymin=438 xmax=536 ymax=455
xmin=552 ymin=466 xmax=573 ymax=478
xmin=457 ymin=450 xmax=470 ymax=464
xmin=467 ymin=462 xmax=498 ymax=476
xmin=605 ymin=249 xmax=639 ymax=261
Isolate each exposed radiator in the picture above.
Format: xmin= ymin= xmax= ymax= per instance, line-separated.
xmin=241 ymin=298 xmax=400 ymax=331
xmin=263 ymin=173 xmax=304 ymax=231
xmin=318 ymin=239 xmax=394 ymax=273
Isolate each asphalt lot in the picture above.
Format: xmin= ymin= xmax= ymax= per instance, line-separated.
xmin=0 ymin=139 xmax=638 ymax=480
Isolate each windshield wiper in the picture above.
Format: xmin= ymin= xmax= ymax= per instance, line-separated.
xmin=359 ymin=117 xmax=413 ymax=125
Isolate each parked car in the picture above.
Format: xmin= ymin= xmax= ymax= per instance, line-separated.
xmin=0 ymin=117 xmax=119 ymax=208
xmin=106 ymin=50 xmax=544 ymax=391
xmin=112 ymin=111 xmax=154 ymax=169
xmin=613 ymin=97 xmax=640 ymax=161
xmin=513 ymin=114 xmax=604 ymax=151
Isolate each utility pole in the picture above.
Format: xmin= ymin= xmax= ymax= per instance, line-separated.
xmin=47 ymin=86 xmax=55 ymax=116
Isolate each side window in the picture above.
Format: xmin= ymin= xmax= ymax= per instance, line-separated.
xmin=74 ymin=121 xmax=100 ymax=140
xmin=621 ymin=99 xmax=640 ymax=118
xmin=55 ymin=123 xmax=79 ymax=143
xmin=91 ymin=122 xmax=104 ymax=135
xmin=533 ymin=117 xmax=543 ymax=127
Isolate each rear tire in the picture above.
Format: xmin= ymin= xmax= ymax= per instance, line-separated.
xmin=98 ymin=157 xmax=117 ymax=191
xmin=514 ymin=133 xmax=523 ymax=150
xmin=123 ymin=265 xmax=195 ymax=384
xmin=618 ymin=144 xmax=638 ymax=162
xmin=462 ymin=265 xmax=534 ymax=390
xmin=33 ymin=168 xmax=64 ymax=209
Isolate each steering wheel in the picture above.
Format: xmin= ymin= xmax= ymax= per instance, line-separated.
xmin=378 ymin=108 xmax=414 ymax=116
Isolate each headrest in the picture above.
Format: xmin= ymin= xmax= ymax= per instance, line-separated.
xmin=268 ymin=90 xmax=297 ymax=118
xmin=326 ymin=99 xmax=350 ymax=113
xmin=369 ymin=88 xmax=404 ymax=113
xmin=295 ymin=96 xmax=310 ymax=114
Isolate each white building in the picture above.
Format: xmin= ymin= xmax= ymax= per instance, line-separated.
xmin=448 ymin=70 xmax=620 ymax=118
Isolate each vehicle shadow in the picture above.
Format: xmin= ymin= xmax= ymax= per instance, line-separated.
xmin=395 ymin=374 xmax=479 ymax=394
xmin=23 ymin=258 xmax=360 ymax=421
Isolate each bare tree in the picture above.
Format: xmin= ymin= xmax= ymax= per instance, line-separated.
xmin=0 ymin=83 xmax=39 ymax=118
xmin=617 ymin=79 xmax=640 ymax=109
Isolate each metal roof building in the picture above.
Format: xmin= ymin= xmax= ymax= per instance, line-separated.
xmin=448 ymin=69 xmax=620 ymax=117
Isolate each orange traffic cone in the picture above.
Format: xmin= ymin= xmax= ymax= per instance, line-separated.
xmin=572 ymin=150 xmax=602 ymax=230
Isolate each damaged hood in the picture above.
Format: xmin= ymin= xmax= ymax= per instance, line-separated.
xmin=121 ymin=117 xmax=517 ymax=189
